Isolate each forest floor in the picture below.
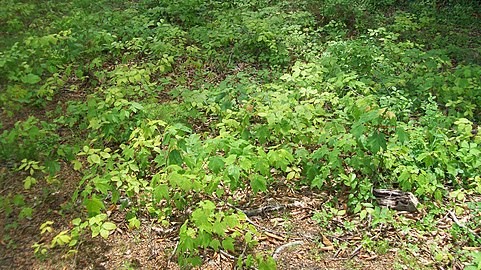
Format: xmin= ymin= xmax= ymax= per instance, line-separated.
xmin=1 ymin=1 xmax=481 ymax=269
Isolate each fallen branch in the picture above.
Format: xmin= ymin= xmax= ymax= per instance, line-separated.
xmin=243 ymin=205 xmax=285 ymax=217
xmin=272 ymin=241 xmax=304 ymax=260
xmin=448 ymin=210 xmax=481 ymax=240
xmin=349 ymin=233 xmax=380 ymax=259
xmin=219 ymin=249 xmax=236 ymax=260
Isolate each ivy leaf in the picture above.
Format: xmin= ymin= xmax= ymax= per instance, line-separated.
xmin=368 ymin=131 xmax=386 ymax=154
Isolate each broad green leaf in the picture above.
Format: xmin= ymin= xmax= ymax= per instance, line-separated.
xmin=99 ymin=228 xmax=110 ymax=239
xmin=72 ymin=218 xmax=82 ymax=226
xmin=368 ymin=131 xmax=386 ymax=154
xmin=250 ymin=175 xmax=267 ymax=193
xmin=168 ymin=149 xmax=183 ymax=166
xmin=102 ymin=222 xmax=117 ymax=231
xmin=93 ymin=177 xmax=110 ymax=194
xmin=73 ymin=160 xmax=82 ymax=170
xmin=222 ymin=237 xmax=235 ymax=252
xmin=85 ymin=197 xmax=105 ymax=216
xmin=89 ymin=154 xmax=101 ymax=164
xmin=153 ymin=184 xmax=169 ymax=202
xmin=19 ymin=207 xmax=33 ymax=220
xmin=208 ymin=156 xmax=225 ymax=174
xmin=210 ymin=239 xmax=221 ymax=251
xmin=128 ymin=217 xmax=140 ymax=229
xmin=21 ymin=73 xmax=41 ymax=84
xmin=24 ymin=176 xmax=36 ymax=189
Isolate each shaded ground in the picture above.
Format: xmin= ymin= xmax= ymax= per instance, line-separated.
xmin=2 ymin=163 xmax=478 ymax=270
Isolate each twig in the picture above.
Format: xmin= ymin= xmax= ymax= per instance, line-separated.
xmin=348 ymin=233 xmax=380 ymax=260
xmin=348 ymin=244 xmax=363 ymax=260
xmin=448 ymin=210 xmax=481 ymax=240
xmin=72 ymin=240 xmax=82 ymax=269
xmin=272 ymin=241 xmax=304 ymax=260
xmin=219 ymin=249 xmax=236 ymax=260
xmin=226 ymin=202 xmax=316 ymax=243
xmin=169 ymin=240 xmax=179 ymax=262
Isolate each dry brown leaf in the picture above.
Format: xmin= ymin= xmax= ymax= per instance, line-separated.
xmin=322 ymin=235 xmax=333 ymax=247
xmin=320 ymin=246 xmax=335 ymax=251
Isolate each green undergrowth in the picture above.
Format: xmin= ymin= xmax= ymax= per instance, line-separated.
xmin=1 ymin=0 xmax=481 ymax=269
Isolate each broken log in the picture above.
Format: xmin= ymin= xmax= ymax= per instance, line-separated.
xmin=373 ymin=189 xmax=419 ymax=213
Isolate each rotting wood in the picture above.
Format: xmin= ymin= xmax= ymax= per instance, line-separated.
xmin=373 ymin=189 xmax=419 ymax=212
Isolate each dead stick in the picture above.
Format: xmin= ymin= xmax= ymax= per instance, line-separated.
xmin=448 ymin=210 xmax=481 ymax=240
xmin=272 ymin=241 xmax=304 ymax=260
xmin=169 ymin=240 xmax=179 ymax=262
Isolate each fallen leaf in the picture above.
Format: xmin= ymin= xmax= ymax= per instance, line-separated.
xmin=322 ymin=234 xmax=333 ymax=247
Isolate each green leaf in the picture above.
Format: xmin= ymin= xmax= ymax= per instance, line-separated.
xmin=93 ymin=177 xmax=110 ymax=194
xmin=19 ymin=207 xmax=33 ymax=220
xmin=168 ymin=149 xmax=183 ymax=166
xmin=72 ymin=218 xmax=82 ymax=226
xmin=210 ymin=239 xmax=221 ymax=251
xmin=396 ymin=127 xmax=409 ymax=143
xmin=85 ymin=197 xmax=105 ymax=216
xmin=99 ymin=228 xmax=110 ymax=239
xmin=256 ymin=125 xmax=270 ymax=144
xmin=368 ymin=131 xmax=386 ymax=154
xmin=24 ymin=176 xmax=36 ymax=189
xmin=222 ymin=237 xmax=235 ymax=252
xmin=73 ymin=160 xmax=82 ymax=170
xmin=102 ymin=222 xmax=117 ymax=231
xmin=89 ymin=154 xmax=101 ymax=164
xmin=250 ymin=175 xmax=267 ymax=193
xmin=208 ymin=156 xmax=225 ymax=174
xmin=350 ymin=122 xmax=366 ymax=139
xmin=21 ymin=73 xmax=41 ymax=84
xmin=128 ymin=217 xmax=140 ymax=229
xmin=153 ymin=184 xmax=169 ymax=202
